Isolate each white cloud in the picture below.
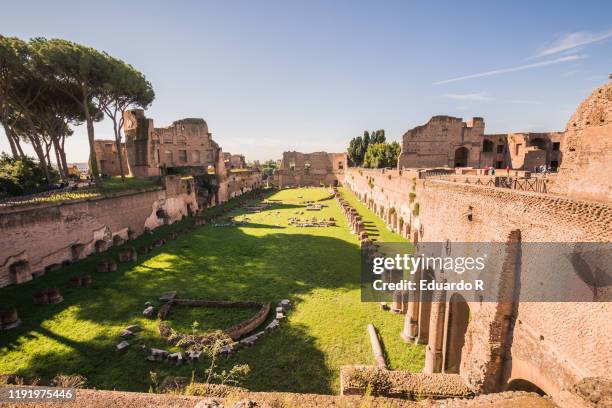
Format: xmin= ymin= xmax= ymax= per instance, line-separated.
xmin=442 ymin=92 xmax=494 ymax=101
xmin=433 ymin=55 xmax=585 ymax=85
xmin=532 ymin=30 xmax=612 ymax=58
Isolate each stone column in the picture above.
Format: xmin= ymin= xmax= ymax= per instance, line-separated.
xmin=424 ymin=289 xmax=446 ymax=374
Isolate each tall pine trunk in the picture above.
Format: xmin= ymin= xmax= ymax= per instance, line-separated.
xmin=82 ymin=93 xmax=100 ymax=183
xmin=28 ymin=135 xmax=52 ymax=185
xmin=112 ymin=117 xmax=126 ymax=182
xmin=52 ymin=137 xmax=67 ymax=180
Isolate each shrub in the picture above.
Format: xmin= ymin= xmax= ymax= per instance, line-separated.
xmin=51 ymin=374 xmax=86 ymax=388
xmin=0 ymin=154 xmax=59 ymax=197
xmin=412 ymin=203 xmax=420 ymax=217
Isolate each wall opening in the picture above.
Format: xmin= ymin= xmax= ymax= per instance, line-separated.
xmin=9 ymin=260 xmax=30 ymax=285
xmin=506 ymin=379 xmax=546 ymax=396
xmin=482 ymin=140 xmax=494 ymax=153
xmin=453 ymin=147 xmax=469 ymax=167
xmin=94 ymin=240 xmax=108 ymax=253
xmin=444 ymin=293 xmax=470 ymax=374
xmin=530 ymin=138 xmax=548 ymax=150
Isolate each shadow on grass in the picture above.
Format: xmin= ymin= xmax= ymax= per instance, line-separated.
xmin=0 ymin=190 xmax=360 ymax=394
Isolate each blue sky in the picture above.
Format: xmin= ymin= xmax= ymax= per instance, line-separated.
xmin=1 ymin=0 xmax=611 ymax=162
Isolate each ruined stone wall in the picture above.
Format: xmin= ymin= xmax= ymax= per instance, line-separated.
xmin=344 ymin=167 xmax=612 ymax=400
xmin=123 ymin=109 xmax=160 ymax=178
xmin=217 ymin=169 xmax=264 ymax=203
xmin=398 ymin=116 xmax=484 ymax=169
xmin=0 ymin=176 xmax=198 ymax=288
xmin=397 ymin=115 xmax=565 ymax=171
xmin=273 ymin=151 xmax=347 ymax=187
xmin=154 ymin=118 xmax=219 ymax=170
xmin=551 ymin=81 xmax=612 ymax=202
xmin=481 ymin=132 xmax=564 ymax=170
xmin=93 ymin=140 xmax=128 ymax=177
xmin=123 ymin=110 xmax=223 ymax=177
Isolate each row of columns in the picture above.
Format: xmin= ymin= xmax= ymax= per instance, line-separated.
xmin=342 ymin=185 xmax=452 ymax=376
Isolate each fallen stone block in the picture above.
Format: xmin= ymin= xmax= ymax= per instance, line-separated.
xmin=168 ymin=352 xmax=184 ymax=365
xmin=187 ymin=350 xmax=202 ymax=363
xmin=265 ymin=320 xmax=280 ymax=332
xmin=219 ymin=344 xmax=237 ymax=355
xmin=120 ymin=329 xmax=133 ymax=338
xmin=148 ymin=348 xmax=169 ymax=361
xmin=143 ymin=306 xmax=155 ymax=318
xmin=280 ymin=299 xmax=291 ymax=310
xmin=240 ymin=335 xmax=259 ymax=347
xmin=159 ymin=291 xmax=177 ymax=302
xmin=276 ymin=312 xmax=285 ymax=320
xmin=126 ymin=324 xmax=142 ymax=333
xmin=116 ymin=341 xmax=130 ymax=352
xmin=275 ymin=306 xmax=283 ymax=313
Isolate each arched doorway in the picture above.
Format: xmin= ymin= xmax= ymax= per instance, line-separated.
xmin=444 ymin=293 xmax=470 ymax=373
xmin=454 ymin=147 xmax=469 ymax=167
xmin=507 ymin=379 xmax=546 ymax=396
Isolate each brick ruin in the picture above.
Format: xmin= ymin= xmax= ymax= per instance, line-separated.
xmin=93 ymin=140 xmax=128 ymax=177
xmin=397 ymin=116 xmax=564 ymax=171
xmin=120 ymin=109 xmax=263 ymax=206
xmin=343 ymin=81 xmax=612 ymax=407
xmin=224 ymin=152 xmax=247 ymax=169
xmin=272 ymin=151 xmax=347 ymax=187
xmin=0 ymin=176 xmax=198 ymax=288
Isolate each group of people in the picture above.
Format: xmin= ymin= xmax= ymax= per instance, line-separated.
xmin=483 ymin=164 xmax=554 ymax=177
xmin=533 ymin=165 xmax=554 ymax=175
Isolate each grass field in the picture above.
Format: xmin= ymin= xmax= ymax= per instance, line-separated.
xmin=0 ymin=187 xmax=424 ymax=394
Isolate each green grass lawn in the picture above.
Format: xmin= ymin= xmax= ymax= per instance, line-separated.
xmin=0 ymin=187 xmax=424 ymax=394
xmin=99 ymin=176 xmax=159 ymax=192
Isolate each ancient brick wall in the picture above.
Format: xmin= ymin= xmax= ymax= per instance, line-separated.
xmin=344 ymin=166 xmax=612 ymax=400
xmin=217 ymin=169 xmax=264 ymax=203
xmin=551 ymin=81 xmax=612 ymax=202
xmin=273 ymin=151 xmax=347 ymax=187
xmin=154 ymin=118 xmax=219 ymax=170
xmin=93 ymin=140 xmax=128 ymax=177
xmin=398 ymin=116 xmax=484 ymax=169
xmin=0 ymin=176 xmax=198 ymax=288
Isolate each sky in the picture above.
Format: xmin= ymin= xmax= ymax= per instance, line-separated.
xmin=1 ymin=0 xmax=611 ymax=163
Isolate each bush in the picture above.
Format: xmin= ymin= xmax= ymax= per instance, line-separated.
xmin=0 ymin=153 xmax=58 ymax=197
xmin=51 ymin=374 xmax=86 ymax=388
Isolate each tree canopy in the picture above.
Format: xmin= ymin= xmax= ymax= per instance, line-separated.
xmin=0 ymin=35 xmax=155 ymax=187
xmin=363 ymin=141 xmax=401 ymax=169
xmin=347 ymin=129 xmax=386 ymax=166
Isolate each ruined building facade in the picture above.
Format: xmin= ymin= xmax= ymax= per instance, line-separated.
xmin=121 ymin=110 xmax=222 ymax=177
xmin=273 ymin=151 xmax=347 ymax=187
xmin=397 ymin=116 xmax=564 ymax=171
xmin=93 ymin=140 xmax=128 ymax=177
